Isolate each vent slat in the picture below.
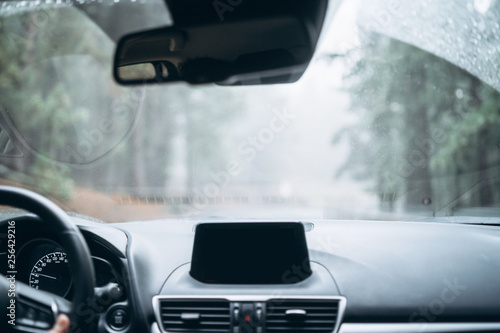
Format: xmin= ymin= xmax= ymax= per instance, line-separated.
xmin=267 ymin=319 xmax=335 ymax=325
xmin=267 ymin=308 xmax=338 ymax=311
xmin=265 ymin=299 xmax=339 ymax=333
xmin=163 ymin=328 xmax=230 ymax=331
xmin=266 ymin=326 xmax=333 ymax=333
xmin=161 ymin=307 xmax=229 ymax=311
xmin=159 ymin=300 xmax=231 ymax=333
xmin=267 ymin=313 xmax=337 ymax=317
xmin=162 ymin=314 xmax=230 ymax=318
xmin=163 ymin=322 xmax=230 ymax=326
xmin=269 ymin=307 xmax=338 ymax=310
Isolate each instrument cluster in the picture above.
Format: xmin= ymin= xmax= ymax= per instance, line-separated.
xmin=16 ymin=238 xmax=118 ymax=298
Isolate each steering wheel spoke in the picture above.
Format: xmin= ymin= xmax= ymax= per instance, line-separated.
xmin=15 ymin=280 xmax=67 ymax=332
xmin=1 ymin=275 xmax=69 ymax=332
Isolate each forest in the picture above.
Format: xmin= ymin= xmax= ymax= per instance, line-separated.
xmin=0 ymin=7 xmax=244 ymax=203
xmin=335 ymin=34 xmax=500 ymax=215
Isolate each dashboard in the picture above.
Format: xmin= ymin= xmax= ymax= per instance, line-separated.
xmin=2 ymin=214 xmax=500 ymax=333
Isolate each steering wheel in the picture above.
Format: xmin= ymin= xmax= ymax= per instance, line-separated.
xmin=0 ymin=186 xmax=95 ymax=333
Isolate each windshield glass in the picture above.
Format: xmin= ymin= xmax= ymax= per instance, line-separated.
xmin=1 ymin=0 xmax=499 ymax=222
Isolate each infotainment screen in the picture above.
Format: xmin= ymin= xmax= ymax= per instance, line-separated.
xmin=190 ymin=222 xmax=311 ymax=284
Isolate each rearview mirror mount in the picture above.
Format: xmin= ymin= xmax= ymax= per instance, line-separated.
xmin=113 ymin=0 xmax=329 ymax=86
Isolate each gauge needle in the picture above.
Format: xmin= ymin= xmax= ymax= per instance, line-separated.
xmin=32 ymin=273 xmax=57 ymax=280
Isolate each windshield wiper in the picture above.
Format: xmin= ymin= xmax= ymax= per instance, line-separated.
xmin=412 ymin=215 xmax=500 ymax=226
xmin=434 ymin=178 xmax=500 ymax=217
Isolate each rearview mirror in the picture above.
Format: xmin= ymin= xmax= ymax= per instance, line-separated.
xmin=117 ymin=62 xmax=176 ymax=82
xmin=113 ymin=0 xmax=329 ymax=86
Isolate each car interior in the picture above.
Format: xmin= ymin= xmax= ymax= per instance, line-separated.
xmin=1 ymin=0 xmax=500 ymax=333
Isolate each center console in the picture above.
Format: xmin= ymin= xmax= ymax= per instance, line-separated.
xmin=153 ymin=222 xmax=345 ymax=333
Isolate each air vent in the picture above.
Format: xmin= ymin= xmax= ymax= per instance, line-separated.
xmin=159 ymin=299 xmax=231 ymax=332
xmin=265 ymin=299 xmax=339 ymax=333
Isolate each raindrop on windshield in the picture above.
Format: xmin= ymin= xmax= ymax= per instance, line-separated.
xmin=422 ymin=198 xmax=432 ymax=206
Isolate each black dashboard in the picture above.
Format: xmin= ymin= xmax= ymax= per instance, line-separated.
xmin=2 ymin=214 xmax=500 ymax=333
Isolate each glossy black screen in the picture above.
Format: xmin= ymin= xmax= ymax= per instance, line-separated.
xmin=190 ymin=222 xmax=311 ymax=284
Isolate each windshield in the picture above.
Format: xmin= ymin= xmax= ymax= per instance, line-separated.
xmin=0 ymin=0 xmax=499 ymax=222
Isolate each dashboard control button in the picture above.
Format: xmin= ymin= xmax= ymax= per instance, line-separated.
xmin=107 ymin=307 xmax=129 ymax=330
xmin=16 ymin=298 xmax=54 ymax=330
xmin=37 ymin=310 xmax=54 ymax=326
xmin=33 ymin=320 xmax=51 ymax=329
xmin=256 ymin=308 xmax=262 ymax=323
xmin=239 ymin=303 xmax=256 ymax=333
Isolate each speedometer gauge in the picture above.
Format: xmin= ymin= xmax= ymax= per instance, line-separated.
xmin=29 ymin=251 xmax=72 ymax=297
